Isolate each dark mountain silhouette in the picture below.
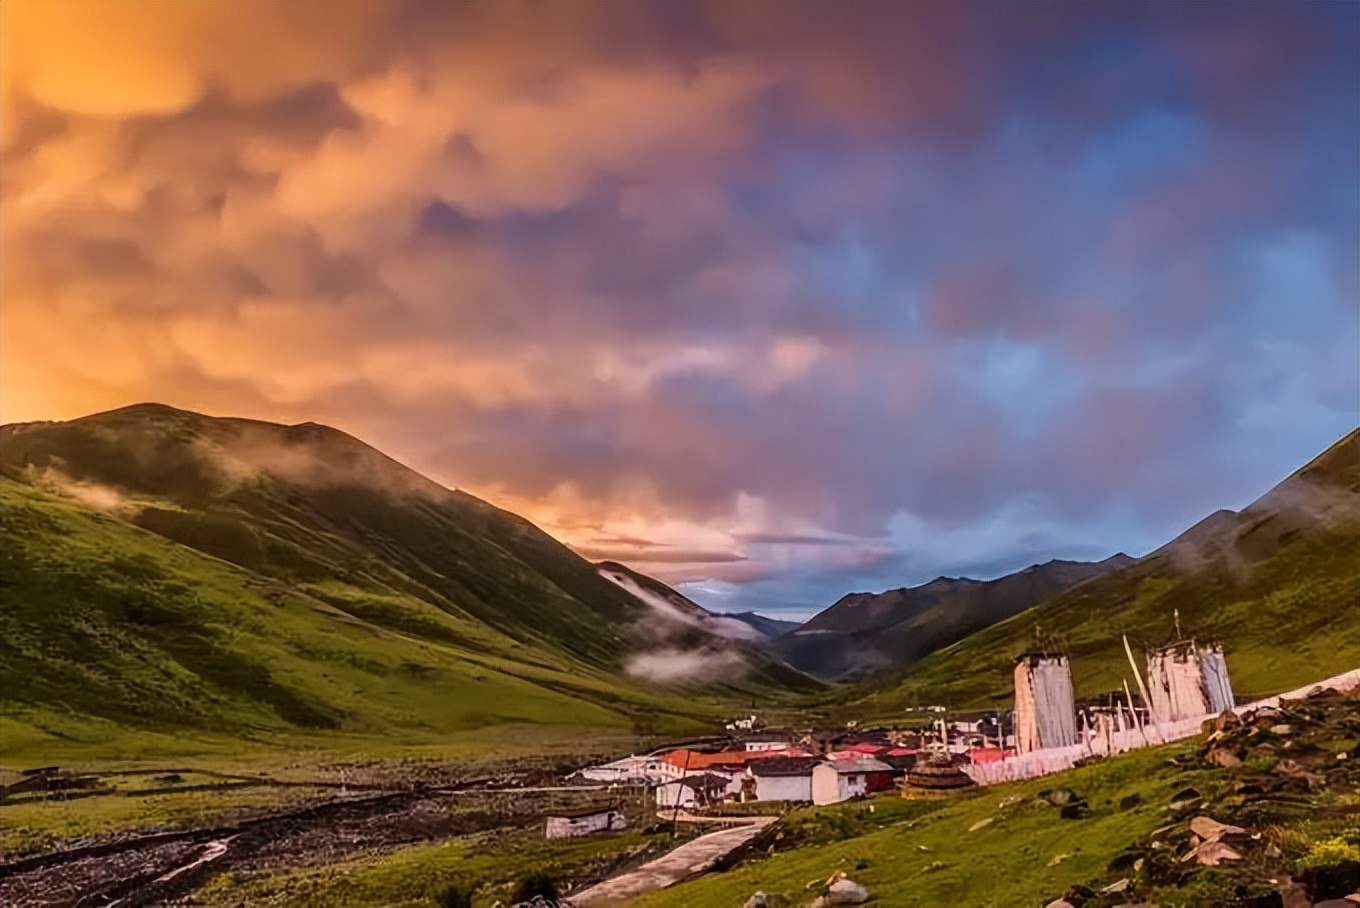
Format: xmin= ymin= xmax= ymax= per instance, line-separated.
xmin=771 ymin=555 xmax=1134 ymax=680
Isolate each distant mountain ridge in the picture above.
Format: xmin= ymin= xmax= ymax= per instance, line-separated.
xmin=867 ymin=427 xmax=1360 ymax=709
xmin=725 ymin=611 xmax=801 ymax=640
xmin=770 ymin=555 xmax=1134 ymax=680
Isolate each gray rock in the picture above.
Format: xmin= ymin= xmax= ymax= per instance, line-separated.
xmin=1189 ymin=816 xmax=1247 ymax=841
xmin=745 ymin=892 xmax=786 ymax=908
xmin=1205 ymin=747 xmax=1242 ymax=768
xmin=826 ymin=879 xmax=870 ymax=904
xmin=1040 ymin=788 xmax=1081 ymax=806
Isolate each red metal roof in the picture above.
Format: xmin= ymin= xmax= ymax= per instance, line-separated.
xmin=661 ymin=747 xmax=807 ymax=770
xmin=846 ymin=742 xmax=886 ymax=754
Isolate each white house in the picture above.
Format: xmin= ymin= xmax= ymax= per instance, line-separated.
xmin=748 ymin=757 xmax=819 ymax=802
xmin=743 ymin=735 xmax=788 ymax=753
xmin=544 ymin=806 xmax=626 ymax=839
xmin=810 ymin=757 xmax=895 ymax=805
xmin=654 ymin=773 xmax=732 ymax=809
xmin=577 ymin=755 xmax=682 ymax=784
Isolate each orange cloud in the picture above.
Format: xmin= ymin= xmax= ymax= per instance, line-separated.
xmin=1 ymin=0 xmax=384 ymax=127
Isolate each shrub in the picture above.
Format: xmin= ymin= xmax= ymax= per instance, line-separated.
xmin=511 ymin=872 xmax=559 ymax=902
xmin=435 ymin=884 xmax=473 ymax=908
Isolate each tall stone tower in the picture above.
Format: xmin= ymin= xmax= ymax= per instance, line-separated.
xmin=1013 ymin=653 xmax=1078 ymax=753
xmin=1146 ymin=640 xmax=1235 ymax=723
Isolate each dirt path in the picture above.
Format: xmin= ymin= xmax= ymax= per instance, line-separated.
xmin=567 ymin=817 xmax=775 ymax=906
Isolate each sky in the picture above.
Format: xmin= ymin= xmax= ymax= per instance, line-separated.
xmin=2 ymin=1 xmax=1357 ymax=620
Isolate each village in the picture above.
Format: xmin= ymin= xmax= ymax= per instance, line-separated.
xmin=547 ymin=635 xmax=1246 ymax=838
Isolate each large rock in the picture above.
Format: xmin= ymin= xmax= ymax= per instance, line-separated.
xmin=826 ymin=879 xmax=871 ymax=905
xmin=1189 ymin=816 xmax=1247 ymax=842
xmin=1040 ymin=788 xmax=1082 ymax=806
xmin=1204 ymin=748 xmax=1243 ymax=768
xmin=1185 ymin=840 xmax=1242 ymax=866
xmin=744 ymin=892 xmax=786 ymax=908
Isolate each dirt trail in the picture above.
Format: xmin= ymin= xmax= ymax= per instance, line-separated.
xmin=567 ymin=816 xmax=775 ymax=906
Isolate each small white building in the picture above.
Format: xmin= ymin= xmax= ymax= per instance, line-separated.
xmin=654 ymin=773 xmax=732 ymax=809
xmin=748 ymin=757 xmax=819 ymax=802
xmin=544 ymin=806 xmax=626 ymax=839
xmin=810 ymin=757 xmax=895 ymax=805
xmin=743 ymin=734 xmax=789 ymax=753
xmin=577 ymin=755 xmax=680 ymax=784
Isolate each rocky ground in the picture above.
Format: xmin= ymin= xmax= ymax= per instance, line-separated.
xmin=0 ymin=757 xmax=637 ymax=907
xmin=1046 ymin=688 xmax=1360 ymax=908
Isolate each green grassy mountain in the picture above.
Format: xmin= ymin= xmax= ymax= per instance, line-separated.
xmin=772 ymin=555 xmax=1134 ymax=681
xmin=862 ymin=427 xmax=1360 ymax=712
xmin=0 ymin=404 xmax=815 ymax=753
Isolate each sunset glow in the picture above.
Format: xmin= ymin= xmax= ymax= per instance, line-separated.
xmin=2 ymin=0 xmax=1356 ymax=617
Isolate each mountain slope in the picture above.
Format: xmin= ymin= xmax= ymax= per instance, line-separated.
xmin=724 ymin=612 xmax=801 ymax=640
xmin=864 ymin=428 xmax=1360 ymax=711
xmin=596 ymin=561 xmax=770 ymax=643
xmin=773 ymin=555 xmax=1133 ymax=680
xmin=0 ymin=404 xmax=816 ymax=743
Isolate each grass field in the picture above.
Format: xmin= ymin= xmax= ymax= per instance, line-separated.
xmin=190 ymin=821 xmax=687 ymax=908
xmin=0 ymin=479 xmax=747 ymax=768
xmin=628 ymin=744 xmax=1199 ymax=908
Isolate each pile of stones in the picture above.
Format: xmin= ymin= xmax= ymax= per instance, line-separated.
xmin=1047 ymin=688 xmax=1360 ymax=908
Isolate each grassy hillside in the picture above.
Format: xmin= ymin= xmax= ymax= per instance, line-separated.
xmin=0 ymin=481 xmax=731 ymax=754
xmin=860 ymin=429 xmax=1360 ymax=713
xmin=0 ymin=404 xmax=814 ymax=761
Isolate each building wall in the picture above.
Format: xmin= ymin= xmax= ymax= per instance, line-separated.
xmin=745 ymin=741 xmax=787 ymax=752
xmin=811 ymin=764 xmax=844 ymax=805
xmin=755 ymin=774 xmax=812 ymax=802
xmin=1014 ymin=657 xmax=1077 ymax=753
xmin=544 ymin=810 xmax=625 ymax=839
xmin=1146 ymin=643 xmax=1236 ymax=723
xmin=655 ymin=783 xmax=696 ymax=808
xmin=1200 ymin=646 xmax=1235 ymax=714
xmin=1147 ymin=646 xmax=1209 ymax=723
xmin=580 ymin=756 xmax=680 ymax=783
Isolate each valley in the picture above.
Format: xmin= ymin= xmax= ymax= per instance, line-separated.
xmin=1 ymin=407 xmax=1356 ymax=907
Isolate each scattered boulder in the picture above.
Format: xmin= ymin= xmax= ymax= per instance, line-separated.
xmin=1301 ymin=860 xmax=1360 ymax=901
xmin=1060 ymin=802 xmax=1091 ymax=820
xmin=1184 ymin=840 xmax=1242 ymax=866
xmin=1271 ymin=725 xmax=1297 ymax=736
xmin=1169 ymin=787 xmax=1202 ymax=809
xmin=1278 ymin=880 xmax=1312 ymax=908
xmin=969 ymin=817 xmax=994 ymax=832
xmin=1205 ymin=748 xmax=1243 ymax=768
xmin=744 ymin=892 xmax=786 ymax=908
xmin=826 ymin=879 xmax=870 ymax=905
xmin=1100 ymin=878 xmax=1131 ymax=894
xmin=1118 ymin=793 xmax=1142 ymax=811
xmin=1041 ymin=789 xmax=1082 ymax=807
xmin=1189 ymin=816 xmax=1247 ymax=841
